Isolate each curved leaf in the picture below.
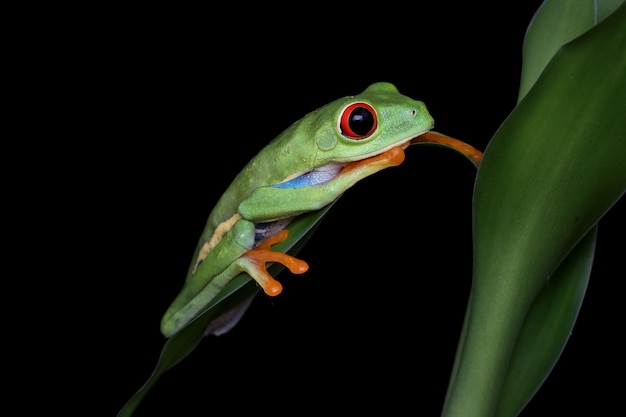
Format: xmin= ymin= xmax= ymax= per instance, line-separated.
xmin=495 ymin=1 xmax=623 ymax=415
xmin=519 ymin=0 xmax=623 ymax=99
xmin=116 ymin=205 xmax=333 ymax=417
xmin=442 ymin=3 xmax=626 ymax=416
xmin=496 ymin=227 xmax=596 ymax=415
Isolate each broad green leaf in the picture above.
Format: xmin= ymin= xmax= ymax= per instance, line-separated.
xmin=442 ymin=3 xmax=626 ymax=417
xmin=496 ymin=227 xmax=596 ymax=415
xmin=519 ymin=0 xmax=624 ymax=99
xmin=495 ymin=1 xmax=623 ymax=415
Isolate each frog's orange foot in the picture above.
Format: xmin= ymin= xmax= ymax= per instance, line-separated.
xmin=241 ymin=229 xmax=309 ymax=296
xmin=412 ymin=131 xmax=483 ymax=165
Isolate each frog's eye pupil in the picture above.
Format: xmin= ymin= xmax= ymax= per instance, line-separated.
xmin=340 ymin=102 xmax=378 ymax=139
xmin=349 ymin=108 xmax=373 ymax=135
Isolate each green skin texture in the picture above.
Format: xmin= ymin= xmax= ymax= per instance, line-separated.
xmin=161 ymin=82 xmax=434 ymax=337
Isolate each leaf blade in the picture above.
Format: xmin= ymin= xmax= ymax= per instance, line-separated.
xmin=442 ymin=4 xmax=626 ymax=416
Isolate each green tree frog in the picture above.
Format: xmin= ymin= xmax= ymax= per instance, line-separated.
xmin=161 ymin=82 xmax=435 ymax=337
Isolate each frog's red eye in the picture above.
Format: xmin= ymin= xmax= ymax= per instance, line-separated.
xmin=339 ymin=102 xmax=378 ymax=139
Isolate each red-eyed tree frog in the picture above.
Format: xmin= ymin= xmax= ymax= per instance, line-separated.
xmin=161 ymin=82 xmax=477 ymax=338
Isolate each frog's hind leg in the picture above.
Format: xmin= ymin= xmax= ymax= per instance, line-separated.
xmin=237 ymin=229 xmax=309 ymax=296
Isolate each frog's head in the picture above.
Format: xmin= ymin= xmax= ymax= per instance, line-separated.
xmin=311 ymin=82 xmax=434 ymax=165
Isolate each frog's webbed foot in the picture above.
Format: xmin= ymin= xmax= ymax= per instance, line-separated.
xmin=238 ymin=229 xmax=309 ymax=296
xmin=411 ymin=131 xmax=483 ymax=166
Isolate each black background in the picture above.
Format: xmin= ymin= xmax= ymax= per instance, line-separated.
xmin=48 ymin=2 xmax=623 ymax=415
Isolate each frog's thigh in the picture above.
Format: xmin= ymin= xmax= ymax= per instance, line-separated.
xmin=193 ymin=218 xmax=256 ymax=282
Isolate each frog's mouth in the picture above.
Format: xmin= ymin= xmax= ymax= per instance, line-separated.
xmin=272 ymin=131 xmax=426 ymax=190
xmin=338 ymin=126 xmax=432 ymax=162
xmin=273 ymin=131 xmax=482 ymax=191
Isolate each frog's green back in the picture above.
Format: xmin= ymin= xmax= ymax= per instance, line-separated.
xmin=196 ymin=82 xmax=432 ymax=254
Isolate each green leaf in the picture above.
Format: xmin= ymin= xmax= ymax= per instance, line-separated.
xmin=117 ymin=205 xmax=333 ymax=417
xmin=442 ymin=3 xmax=626 ymax=417
xmin=116 ymin=277 xmax=257 ymax=417
xmin=495 ymin=227 xmax=596 ymax=415
xmin=519 ymin=0 xmax=624 ymax=100
xmin=495 ymin=1 xmax=623 ymax=415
